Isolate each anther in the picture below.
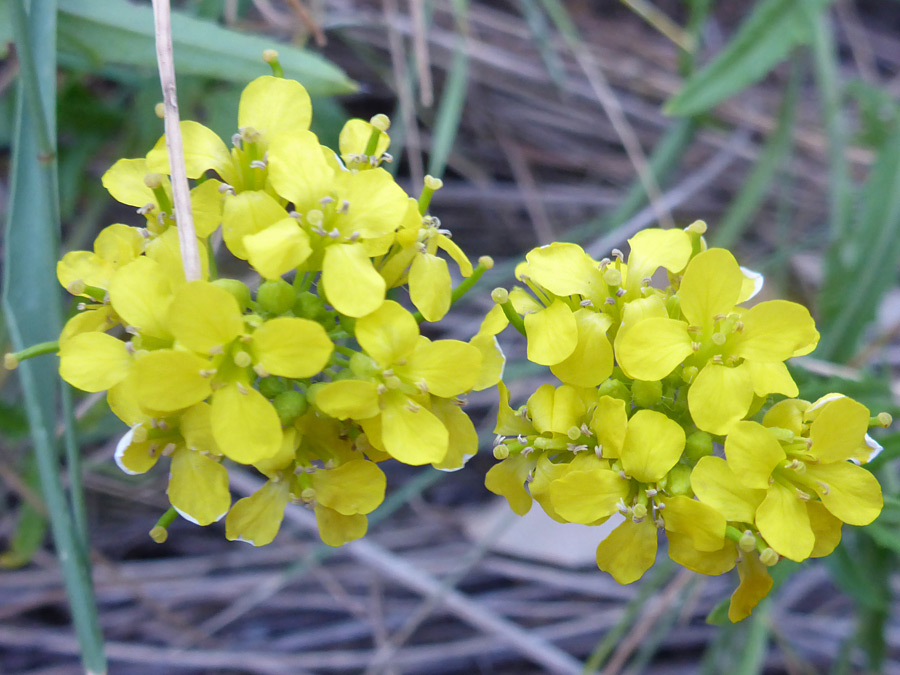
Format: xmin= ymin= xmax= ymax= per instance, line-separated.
xmin=249 ymin=159 xmax=267 ymax=169
xmin=125 ymin=326 xmax=140 ymax=335
xmin=231 ymin=133 xmax=243 ymax=149
xmin=161 ymin=443 xmax=176 ymax=457
xmin=611 ymin=248 xmax=624 ymax=261
xmin=339 ymin=200 xmax=350 ymax=213
xmin=76 ymin=302 xmax=88 ymax=311
xmin=406 ymin=401 xmax=421 ymax=413
xmin=289 ymin=210 xmax=302 ymax=220
xmin=605 ymin=297 xmax=616 ymax=305
xmin=645 ymin=488 xmax=658 ymax=498
xmin=816 ymin=481 xmax=830 ymax=495
xmin=328 ymin=228 xmax=341 ymax=239
xmin=615 ymin=288 xmax=626 ymax=297
xmin=580 ymin=299 xmax=593 ymax=307
xmin=137 ymin=203 xmax=155 ymax=215
xmin=320 ymin=196 xmax=335 ymax=207
xmin=253 ymin=364 xmax=270 ymax=378
xmin=236 ymin=383 xmax=250 ymax=395
xmin=691 ymin=341 xmax=701 ymax=352
xmin=796 ymin=489 xmax=811 ymax=501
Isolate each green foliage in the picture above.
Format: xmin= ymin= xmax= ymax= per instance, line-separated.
xmin=56 ymin=0 xmax=355 ymax=95
xmin=665 ymin=0 xmax=834 ymax=117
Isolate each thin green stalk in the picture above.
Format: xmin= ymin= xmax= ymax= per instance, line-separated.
xmin=3 ymin=0 xmax=105 ymax=671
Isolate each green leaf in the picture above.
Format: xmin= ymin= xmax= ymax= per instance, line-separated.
xmin=56 ymin=0 xmax=356 ymax=95
xmin=3 ymin=0 xmax=105 ymax=670
xmin=0 ymin=459 xmax=47 ymax=570
xmin=665 ymin=0 xmax=834 ymax=117
xmin=818 ymin=124 xmax=900 ymax=361
xmin=706 ymin=598 xmax=731 ymax=625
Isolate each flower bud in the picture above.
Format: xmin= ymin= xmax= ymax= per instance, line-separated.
xmin=273 ymin=390 xmax=308 ymax=425
xmin=632 ymin=379 xmax=662 ymax=408
xmin=293 ymin=290 xmax=325 ymax=319
xmin=349 ymin=351 xmax=378 ymax=377
xmin=212 ymin=278 xmax=252 ymax=310
xmin=597 ymin=378 xmax=630 ymax=402
xmin=259 ymin=376 xmax=288 ymax=399
xmin=665 ymin=463 xmax=692 ymax=496
xmin=257 ymin=279 xmax=295 ymax=315
xmin=684 ymin=431 xmax=713 ymax=463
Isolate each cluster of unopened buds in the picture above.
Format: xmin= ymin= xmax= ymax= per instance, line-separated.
xmin=485 ymin=226 xmax=891 ymax=620
xmin=19 ymin=66 xmax=502 ymax=548
xmin=6 ymin=60 xmax=891 ymax=624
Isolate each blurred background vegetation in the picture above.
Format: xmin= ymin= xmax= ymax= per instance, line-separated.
xmin=2 ymin=0 xmax=900 ymax=672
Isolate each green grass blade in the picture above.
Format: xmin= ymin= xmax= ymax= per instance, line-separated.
xmin=56 ymin=0 xmax=356 ymax=95
xmin=711 ymin=63 xmax=799 ymax=248
xmin=517 ymin=0 xmax=568 ymax=90
xmin=2 ymin=0 xmax=106 ymax=671
xmin=665 ymin=0 xmax=834 ymax=117
xmin=817 ymin=123 xmax=900 ymax=361
xmin=426 ymin=0 xmax=469 ymax=179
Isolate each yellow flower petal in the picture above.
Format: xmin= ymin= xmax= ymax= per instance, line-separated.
xmin=168 ymin=281 xmax=244 ymax=354
xmin=190 ymin=179 xmax=224 ymax=237
xmin=244 ymin=218 xmax=312 ymax=280
xmin=808 ymin=501 xmax=843 ymax=558
xmin=339 ymin=118 xmax=389 ymax=159
xmin=724 ymin=421 xmax=785 ymax=490
xmin=225 ymin=479 xmax=290 ymax=546
xmin=101 ymin=158 xmax=156 ymax=207
xmin=222 ymin=190 xmax=290 ymax=259
xmin=494 ymin=381 xmax=534 ymax=437
xmin=180 ymin=402 xmax=220 ymax=455
xmin=338 ymin=168 xmax=410 ymax=239
xmin=94 ymin=223 xmax=145 ymax=265
xmin=756 ymin=482 xmax=814 ymax=561
xmin=252 ymin=317 xmax=333 ymax=378
xmin=589 ymin=395 xmax=628 ymax=459
xmin=210 ymin=384 xmax=283 ymax=463
xmin=621 ymin=409 xmax=685 ymax=483
xmin=688 ymin=364 xmax=754 ymax=435
xmin=519 ymin=242 xmax=606 ymax=301
xmin=380 ymin=392 xmax=448 ymax=465
xmin=616 ymin=317 xmax=692 ymax=381
xmin=168 ymin=448 xmax=231 ymax=526
xmin=267 ymin=131 xmax=335 ymax=212
xmin=253 ymin=426 xmax=299 ymax=477
xmin=550 ymin=309 xmax=613 ymax=387
xmin=624 ymin=228 xmax=692 ymax=295
xmin=409 ymin=253 xmax=451 ymax=322
xmin=313 ymin=459 xmax=386 ymax=515
xmin=145 ymin=226 xmax=209 ymax=286
xmin=691 ymin=456 xmax=765 ymax=522
xmin=761 ymin=398 xmax=807 ymax=436
xmin=314 ymin=380 xmax=381 ymax=420
xmin=729 ymin=554 xmax=773 ymax=622
xmin=485 ymin=454 xmax=535 ymax=515
xmin=108 ymin=257 xmax=173 ymax=338
xmin=59 ymin=332 xmax=131 ymax=392
xmin=804 ymin=461 xmax=882 ymax=526
xmin=809 ymin=397 xmax=870 ymax=463
xmin=147 ymin=120 xmax=237 ymax=184
xmin=114 ymin=425 xmax=159 ymax=475
xmin=60 ymin=308 xmax=116 ymax=345
xmin=355 ymin=299 xmax=419 ymax=366
xmin=322 ymin=243 xmax=386 ymax=317
xmin=430 ymin=398 xmax=479 ymax=471
xmin=549 ymin=467 xmax=629 ymax=524
xmin=315 ymin=504 xmax=368 ymax=547
xmin=130 ymin=349 xmax=212 ymax=412
xmin=238 ymin=75 xmax=312 ymax=142
xmin=399 ymin=339 xmax=481 ymax=397
xmin=743 ymin=360 xmax=799 ymax=398
xmin=470 ymin=333 xmax=506 ymax=392
xmin=523 ymin=299 xmax=578 ymax=366
xmin=731 ymin=300 xmax=819 ymax=362
xmin=679 ymin=248 xmax=743 ymax=327
xmin=668 ymin=533 xmax=737 ymax=576
xmin=595 ymin=519 xmax=657 ymax=584
xmin=527 ymin=383 xmax=586 ymax=436
xmin=660 ymin=495 xmax=726 ymax=552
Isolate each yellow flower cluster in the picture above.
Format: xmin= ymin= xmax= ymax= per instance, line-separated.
xmin=486 ymin=224 xmax=888 ymax=621
xmin=54 ymin=74 xmax=501 ymax=547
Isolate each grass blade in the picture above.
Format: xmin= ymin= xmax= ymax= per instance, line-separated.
xmin=426 ymin=0 xmax=469 ymax=179
xmin=56 ymin=0 xmax=356 ymax=95
xmin=665 ymin=0 xmax=834 ymax=117
xmin=711 ymin=62 xmax=799 ymax=249
xmin=2 ymin=0 xmax=106 ymax=671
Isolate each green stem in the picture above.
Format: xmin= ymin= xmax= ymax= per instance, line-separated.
xmin=6 ymin=340 xmax=60 ymax=368
xmin=499 ymin=298 xmax=527 ymax=336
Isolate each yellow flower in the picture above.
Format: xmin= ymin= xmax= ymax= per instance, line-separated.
xmin=314 ymin=301 xmax=480 ymax=465
xmin=616 ymin=248 xmax=818 ymax=434
xmin=720 ymin=395 xmax=882 ymax=562
xmin=146 ymin=75 xmax=313 ymax=193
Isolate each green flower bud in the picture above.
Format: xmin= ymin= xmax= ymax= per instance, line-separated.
xmin=273 ymin=390 xmax=308 ymax=425
xmin=684 ymin=431 xmax=713 ymax=463
xmin=259 ymin=376 xmax=288 ymax=399
xmin=257 ymin=279 xmax=295 ymax=315
xmin=597 ymin=377 xmax=630 ymax=402
xmin=665 ymin=463 xmax=692 ymax=496
xmin=293 ymin=290 xmax=324 ymax=319
xmin=212 ymin=278 xmax=251 ymax=310
xmin=349 ymin=351 xmax=378 ymax=377
xmin=632 ymin=379 xmax=662 ymax=408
